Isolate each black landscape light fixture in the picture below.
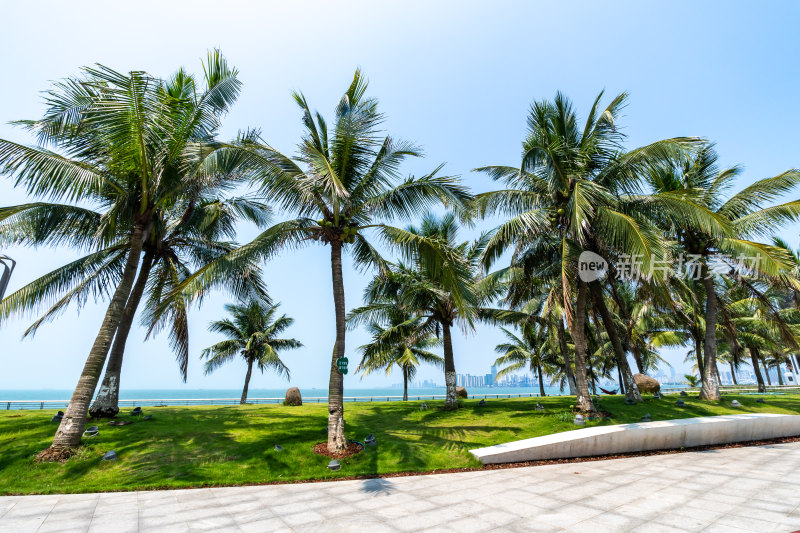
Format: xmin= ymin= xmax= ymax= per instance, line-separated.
xmin=0 ymin=255 xmax=15 ymax=301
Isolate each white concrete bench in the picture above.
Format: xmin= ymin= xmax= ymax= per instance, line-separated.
xmin=469 ymin=413 xmax=800 ymax=464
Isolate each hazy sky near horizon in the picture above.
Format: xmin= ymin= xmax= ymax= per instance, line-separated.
xmin=1 ymin=1 xmax=799 ymax=392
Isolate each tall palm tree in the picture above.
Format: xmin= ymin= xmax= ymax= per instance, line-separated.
xmin=349 ymin=213 xmax=487 ymax=409
xmin=167 ymin=71 xmax=470 ymax=451
xmin=201 ymin=300 xmax=300 ymax=404
xmin=645 ymin=146 xmax=800 ymax=400
xmin=0 ymin=51 xmax=245 ymax=455
xmin=474 ymin=91 xmax=702 ymax=411
xmin=354 ymin=310 xmax=442 ymax=401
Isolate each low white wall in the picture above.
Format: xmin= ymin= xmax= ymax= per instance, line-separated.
xmin=470 ymin=413 xmax=800 ymax=465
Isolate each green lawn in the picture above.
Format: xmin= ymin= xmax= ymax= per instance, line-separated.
xmin=2 ymin=393 xmax=799 ymax=495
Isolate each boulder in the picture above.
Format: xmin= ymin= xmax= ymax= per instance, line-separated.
xmin=284 ymin=387 xmax=302 ymax=406
xmin=633 ymin=373 xmax=661 ymax=394
xmin=102 ymin=450 xmax=118 ymax=461
xmin=455 ymin=386 xmax=468 ymax=399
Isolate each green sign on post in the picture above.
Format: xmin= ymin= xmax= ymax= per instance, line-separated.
xmin=336 ymin=356 xmax=349 ymax=375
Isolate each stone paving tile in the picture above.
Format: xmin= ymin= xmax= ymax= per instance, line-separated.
xmin=4 ymin=442 xmax=800 ymax=532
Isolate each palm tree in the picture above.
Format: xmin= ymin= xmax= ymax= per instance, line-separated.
xmin=0 ymin=195 xmax=269 ymax=418
xmin=167 ymin=71 xmax=470 ymax=451
xmin=0 ymin=51 xmax=245 ymax=455
xmin=354 ymin=310 xmax=442 ymax=401
xmin=493 ymin=324 xmax=554 ymax=397
xmin=201 ymin=300 xmax=301 ymax=404
xmin=474 ymin=91 xmax=702 ymax=411
xmin=93 ymin=195 xmax=270 ymax=417
xmin=684 ymin=374 xmax=700 ymax=388
xmin=349 ymin=213 xmax=486 ymax=409
xmin=645 ymin=146 xmax=800 ymax=400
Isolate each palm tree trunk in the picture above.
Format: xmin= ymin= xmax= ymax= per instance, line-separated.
xmin=589 ymin=281 xmax=641 ymax=402
xmin=617 ymin=367 xmax=626 ymax=395
xmin=89 ymin=252 xmax=154 ymax=419
xmin=694 ymin=332 xmax=705 ymax=377
xmin=750 ymin=347 xmax=766 ymax=393
xmin=729 ymin=360 xmax=738 ymax=385
xmin=632 ymin=346 xmax=644 ymax=374
xmin=327 ymin=241 xmax=347 ymax=452
xmin=557 ymin=318 xmax=577 ymax=395
xmin=403 ymin=366 xmax=409 ymax=402
xmin=777 ymin=363 xmax=784 ymax=385
xmin=442 ymin=321 xmax=458 ymax=409
xmin=763 ymin=359 xmax=772 ymax=385
xmin=699 ymin=269 xmax=720 ymax=400
xmin=241 ymin=358 xmax=254 ymax=405
xmin=537 ymin=361 xmax=546 ymax=397
xmin=608 ymin=277 xmax=644 ymax=374
xmin=48 ymin=221 xmax=149 ymax=452
xmin=571 ymin=280 xmax=595 ymax=413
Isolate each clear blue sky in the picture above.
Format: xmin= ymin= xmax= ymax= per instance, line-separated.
xmin=1 ymin=1 xmax=799 ymax=391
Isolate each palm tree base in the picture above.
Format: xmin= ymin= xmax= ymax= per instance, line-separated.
xmin=88 ymin=404 xmax=120 ymax=419
xmin=698 ymin=390 xmax=721 ymax=401
xmin=35 ymin=445 xmax=77 ymax=463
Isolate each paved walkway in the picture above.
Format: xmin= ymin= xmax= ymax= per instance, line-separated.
xmin=2 ymin=442 xmax=799 ymax=533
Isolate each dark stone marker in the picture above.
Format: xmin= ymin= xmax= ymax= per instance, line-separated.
xmin=365 ymin=434 xmax=377 ymax=446
xmin=676 ymin=399 xmax=685 ymax=407
xmin=130 ymin=407 xmax=142 ymax=416
xmin=274 ymin=445 xmax=283 ymax=451
xmin=535 ymin=402 xmax=544 ymax=410
xmin=757 ymin=398 xmax=765 ymax=403
xmin=102 ymin=450 xmax=118 ymax=461
xmin=680 ymin=391 xmax=688 ymax=397
xmin=478 ymin=399 xmax=486 ymax=407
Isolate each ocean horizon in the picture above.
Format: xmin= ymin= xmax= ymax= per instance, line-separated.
xmin=0 ymin=385 xmax=567 ymax=402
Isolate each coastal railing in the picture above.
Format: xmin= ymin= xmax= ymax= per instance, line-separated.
xmin=4 ymin=384 xmax=800 ymax=410
xmin=3 ymin=392 xmax=539 ymax=410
